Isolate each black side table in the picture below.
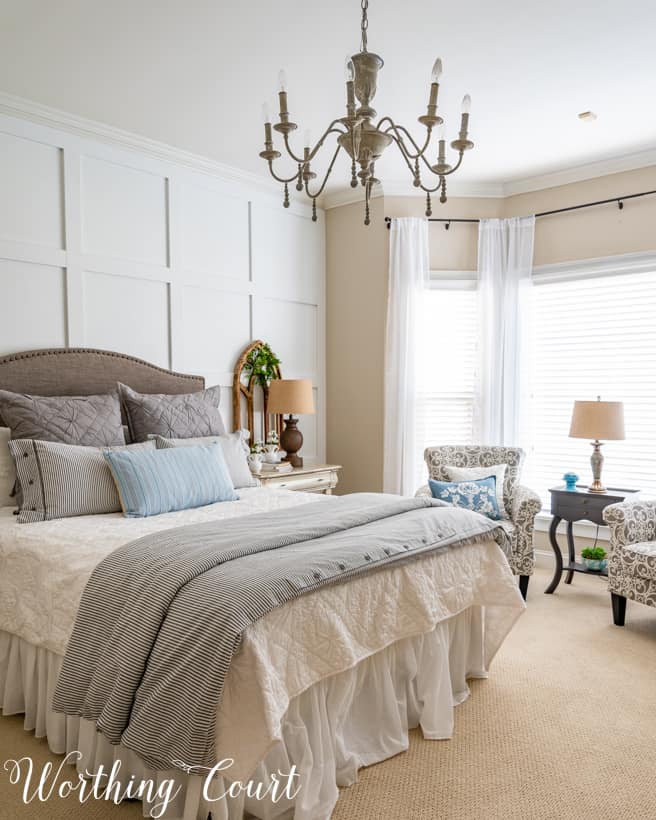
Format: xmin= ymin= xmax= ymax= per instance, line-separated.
xmin=545 ymin=485 xmax=639 ymax=594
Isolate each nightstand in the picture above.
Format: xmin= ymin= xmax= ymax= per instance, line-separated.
xmin=545 ymin=485 xmax=639 ymax=594
xmin=257 ymin=464 xmax=342 ymax=495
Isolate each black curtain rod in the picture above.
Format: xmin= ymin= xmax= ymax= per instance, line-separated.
xmin=384 ymin=188 xmax=656 ymax=230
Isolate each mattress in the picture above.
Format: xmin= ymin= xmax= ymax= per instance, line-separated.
xmin=0 ymin=487 xmax=524 ymax=815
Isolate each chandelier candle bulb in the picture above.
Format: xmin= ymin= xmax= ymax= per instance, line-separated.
xmin=431 ymin=58 xmax=443 ymax=83
xmin=461 ymin=94 xmax=471 ymax=114
xmin=262 ymin=102 xmax=271 ymax=123
xmin=278 ymin=69 xmax=287 ymax=92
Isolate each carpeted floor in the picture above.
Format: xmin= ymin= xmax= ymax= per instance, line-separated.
xmin=1 ymin=564 xmax=655 ymax=820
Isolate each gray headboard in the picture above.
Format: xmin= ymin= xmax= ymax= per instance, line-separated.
xmin=0 ymin=348 xmax=205 ymax=427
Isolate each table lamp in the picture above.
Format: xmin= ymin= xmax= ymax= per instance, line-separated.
xmin=568 ymin=397 xmax=625 ymax=493
xmin=267 ymin=379 xmax=315 ymax=468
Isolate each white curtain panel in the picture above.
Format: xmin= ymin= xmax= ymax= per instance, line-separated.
xmin=476 ymin=216 xmax=535 ymax=446
xmin=383 ymin=217 xmax=430 ymax=494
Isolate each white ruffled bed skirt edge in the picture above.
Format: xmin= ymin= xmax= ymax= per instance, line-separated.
xmin=1 ymin=609 xmax=487 ymax=820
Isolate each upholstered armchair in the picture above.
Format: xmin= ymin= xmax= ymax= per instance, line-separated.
xmin=416 ymin=446 xmax=542 ymax=599
xmin=602 ymin=500 xmax=656 ymax=625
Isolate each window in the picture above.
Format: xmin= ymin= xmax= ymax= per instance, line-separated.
xmin=414 ymin=278 xmax=477 ymax=487
xmin=523 ymin=269 xmax=656 ymax=503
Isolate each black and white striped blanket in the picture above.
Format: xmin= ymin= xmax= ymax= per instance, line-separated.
xmin=52 ymin=493 xmax=501 ymax=772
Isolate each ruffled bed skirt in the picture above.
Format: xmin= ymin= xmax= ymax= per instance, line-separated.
xmin=0 ymin=608 xmax=486 ymax=820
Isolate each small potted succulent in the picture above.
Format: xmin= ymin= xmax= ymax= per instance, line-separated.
xmin=580 ymin=546 xmax=607 ymax=572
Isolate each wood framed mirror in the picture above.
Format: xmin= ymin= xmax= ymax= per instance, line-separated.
xmin=232 ymin=340 xmax=283 ymax=447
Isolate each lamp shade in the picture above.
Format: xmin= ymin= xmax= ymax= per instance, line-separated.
xmin=569 ymin=399 xmax=625 ymax=441
xmin=267 ymin=379 xmax=315 ymax=415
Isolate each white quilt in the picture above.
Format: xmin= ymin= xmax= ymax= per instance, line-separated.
xmin=0 ymin=488 xmax=524 ymax=777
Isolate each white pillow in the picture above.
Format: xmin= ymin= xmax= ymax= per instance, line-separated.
xmin=443 ymin=463 xmax=508 ymax=518
xmin=152 ymin=430 xmax=258 ymax=489
xmin=0 ymin=427 xmax=16 ymax=508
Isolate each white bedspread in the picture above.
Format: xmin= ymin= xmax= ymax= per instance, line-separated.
xmin=0 ymin=488 xmax=524 ymax=783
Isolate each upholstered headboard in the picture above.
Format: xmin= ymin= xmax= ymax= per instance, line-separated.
xmin=0 ymin=348 xmax=205 ymax=427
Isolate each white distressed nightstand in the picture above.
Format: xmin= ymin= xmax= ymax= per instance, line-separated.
xmin=257 ymin=464 xmax=342 ymax=495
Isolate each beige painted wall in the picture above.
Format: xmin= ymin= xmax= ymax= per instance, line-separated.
xmin=326 ymin=196 xmax=389 ymax=494
xmin=326 ymin=165 xmax=656 ymax=494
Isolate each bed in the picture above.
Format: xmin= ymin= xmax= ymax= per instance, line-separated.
xmin=0 ymin=348 xmax=525 ymax=820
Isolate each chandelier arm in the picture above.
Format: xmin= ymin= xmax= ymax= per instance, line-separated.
xmin=440 ymin=151 xmax=465 ymax=175
xmin=267 ymin=160 xmax=303 ymax=185
xmin=303 ymin=144 xmax=343 ymax=199
xmin=417 ymin=180 xmax=442 ymax=194
xmin=379 ymin=119 xmax=433 ymax=160
xmin=388 ymin=133 xmax=423 ymax=180
xmin=282 ymin=122 xmax=348 ymax=164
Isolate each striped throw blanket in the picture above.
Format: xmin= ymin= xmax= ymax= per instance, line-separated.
xmin=52 ymin=493 xmax=501 ymax=772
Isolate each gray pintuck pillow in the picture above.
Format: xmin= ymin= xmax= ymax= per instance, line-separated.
xmin=118 ymin=382 xmax=226 ymax=443
xmin=10 ymin=439 xmax=155 ymax=523
xmin=153 ymin=430 xmax=258 ymax=489
xmin=0 ymin=389 xmax=125 ymax=446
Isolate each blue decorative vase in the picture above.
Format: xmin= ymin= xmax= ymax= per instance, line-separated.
xmin=563 ymin=472 xmax=579 ymax=491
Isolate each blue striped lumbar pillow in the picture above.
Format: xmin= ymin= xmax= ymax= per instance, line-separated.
xmin=104 ymin=443 xmax=238 ymax=518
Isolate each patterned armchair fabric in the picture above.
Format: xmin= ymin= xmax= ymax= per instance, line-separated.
xmin=603 ymin=501 xmax=656 ymax=615
xmin=419 ymin=445 xmax=542 ymax=578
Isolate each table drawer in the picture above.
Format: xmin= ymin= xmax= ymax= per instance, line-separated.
xmin=553 ymin=497 xmax=604 ymax=523
xmin=265 ymin=473 xmax=335 ymax=492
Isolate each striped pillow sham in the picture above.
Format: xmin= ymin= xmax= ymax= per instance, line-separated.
xmin=9 ymin=439 xmax=155 ymax=524
xmin=104 ymin=443 xmax=238 ymax=518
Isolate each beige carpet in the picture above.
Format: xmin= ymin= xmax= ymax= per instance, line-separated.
xmin=1 ymin=565 xmax=655 ymax=820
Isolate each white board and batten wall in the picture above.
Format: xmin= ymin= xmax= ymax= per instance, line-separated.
xmin=0 ymin=105 xmax=326 ymax=461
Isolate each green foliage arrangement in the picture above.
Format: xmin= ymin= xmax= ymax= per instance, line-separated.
xmin=581 ymin=546 xmax=607 ymax=561
xmin=243 ymin=343 xmax=281 ymax=388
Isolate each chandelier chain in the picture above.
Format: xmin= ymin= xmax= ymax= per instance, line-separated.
xmin=360 ymin=0 xmax=369 ymax=53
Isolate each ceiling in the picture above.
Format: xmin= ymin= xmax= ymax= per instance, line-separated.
xmin=1 ymin=0 xmax=656 ymax=200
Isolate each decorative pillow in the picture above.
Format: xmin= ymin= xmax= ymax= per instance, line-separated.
xmin=443 ymin=463 xmax=508 ymax=518
xmin=104 ymin=443 xmax=237 ymax=518
xmin=9 ymin=439 xmax=155 ymax=524
xmin=117 ymin=382 xmax=226 ymax=443
xmin=152 ymin=430 xmax=258 ymax=489
xmin=428 ymin=477 xmax=502 ymax=521
xmin=0 ymin=427 xmax=16 ymax=507
xmin=0 ymin=389 xmax=125 ymax=446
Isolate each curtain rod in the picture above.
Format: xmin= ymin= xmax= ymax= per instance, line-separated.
xmin=383 ymin=188 xmax=656 ymax=230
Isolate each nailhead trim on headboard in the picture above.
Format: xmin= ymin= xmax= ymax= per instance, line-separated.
xmin=0 ymin=348 xmax=206 ymax=428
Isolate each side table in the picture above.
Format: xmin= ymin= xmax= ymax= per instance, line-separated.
xmin=545 ymin=485 xmax=639 ymax=594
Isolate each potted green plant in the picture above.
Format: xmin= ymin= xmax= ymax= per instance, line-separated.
xmin=580 ymin=546 xmax=607 ymax=572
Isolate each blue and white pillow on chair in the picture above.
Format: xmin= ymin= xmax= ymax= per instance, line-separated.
xmin=428 ymin=476 xmax=502 ymax=520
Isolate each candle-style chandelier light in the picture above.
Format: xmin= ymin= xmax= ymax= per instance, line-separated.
xmin=259 ymin=0 xmax=474 ymax=225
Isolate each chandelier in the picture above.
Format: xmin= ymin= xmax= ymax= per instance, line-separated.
xmin=259 ymin=0 xmax=474 ymax=225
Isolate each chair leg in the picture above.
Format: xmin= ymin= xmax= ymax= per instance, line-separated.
xmin=519 ymin=575 xmax=529 ymax=600
xmin=611 ymin=592 xmax=627 ymax=626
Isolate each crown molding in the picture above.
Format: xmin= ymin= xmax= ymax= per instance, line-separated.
xmin=503 ymin=148 xmax=656 ymax=197
xmin=0 ymin=91 xmax=288 ymax=201
xmin=381 ymin=179 xmax=506 ymax=200
xmin=322 ymin=178 xmax=504 ymax=209
xmin=323 ymin=148 xmax=656 ymax=209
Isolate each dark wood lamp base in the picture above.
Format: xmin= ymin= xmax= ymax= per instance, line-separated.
xmin=280 ymin=415 xmax=304 ymax=468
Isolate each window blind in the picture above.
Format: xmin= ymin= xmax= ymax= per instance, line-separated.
xmin=414 ymin=286 xmax=477 ymax=487
xmin=522 ymin=269 xmax=656 ymax=504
